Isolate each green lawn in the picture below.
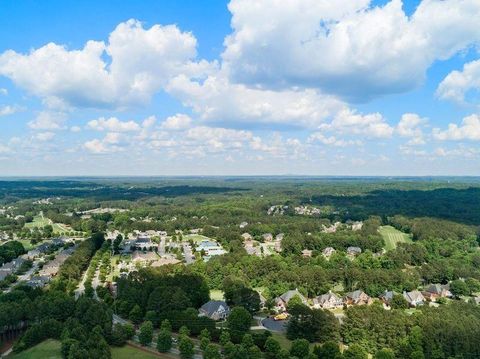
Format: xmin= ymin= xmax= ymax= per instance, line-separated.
xmin=378 ymin=225 xmax=412 ymax=250
xmin=24 ymin=214 xmax=52 ymax=229
xmin=111 ymin=346 xmax=159 ymax=359
xmin=183 ymin=234 xmax=213 ymax=243
xmin=24 ymin=214 xmax=72 ymax=234
xmin=7 ymin=341 xmax=159 ymax=359
xmin=8 ymin=339 xmax=61 ymax=359
xmin=210 ymin=289 xmax=225 ymax=300
xmin=16 ymin=239 xmax=35 ymax=251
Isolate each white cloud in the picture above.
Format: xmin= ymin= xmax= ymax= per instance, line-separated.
xmin=396 ymin=113 xmax=427 ymax=145
xmin=223 ymin=0 xmax=480 ymax=101
xmin=0 ymin=88 xmax=7 ymax=95
xmin=86 ymin=117 xmax=141 ymax=132
xmin=167 ymin=73 xmax=345 ymax=128
xmin=0 ymin=144 xmax=11 ymax=154
xmin=70 ymin=126 xmax=81 ymax=132
xmin=160 ymin=114 xmax=192 ymax=130
xmin=307 ymin=132 xmax=361 ymax=147
xmin=436 ymin=59 xmax=480 ymax=105
xmin=28 ymin=111 xmax=66 ymax=130
xmin=0 ymin=19 xmax=215 ymax=109
xmin=0 ymin=105 xmax=18 ymax=116
xmin=83 ymin=132 xmax=128 ymax=154
xmin=34 ymin=132 xmax=55 ymax=142
xmin=432 ymin=114 xmax=480 ymax=141
xmin=320 ymin=109 xmax=394 ymax=138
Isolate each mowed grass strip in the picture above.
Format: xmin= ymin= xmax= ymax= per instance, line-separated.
xmin=7 ymin=339 xmax=61 ymax=359
xmin=378 ymin=225 xmax=412 ymax=250
xmin=7 ymin=340 xmax=162 ymax=359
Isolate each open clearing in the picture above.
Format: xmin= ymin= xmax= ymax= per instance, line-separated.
xmin=24 ymin=213 xmax=72 ymax=234
xmin=209 ymin=289 xmax=225 ymax=300
xmin=378 ymin=225 xmax=412 ymax=250
xmin=184 ymin=234 xmax=213 ymax=243
xmin=7 ymin=340 xmax=159 ymax=359
xmin=7 ymin=339 xmax=61 ymax=359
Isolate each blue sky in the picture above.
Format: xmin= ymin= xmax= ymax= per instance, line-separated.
xmin=0 ymin=0 xmax=479 ymax=176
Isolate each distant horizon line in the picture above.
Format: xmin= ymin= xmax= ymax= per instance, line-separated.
xmin=1 ymin=175 xmax=480 ymax=179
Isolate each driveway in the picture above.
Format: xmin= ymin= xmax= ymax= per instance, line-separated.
xmin=261 ymin=317 xmax=288 ymax=333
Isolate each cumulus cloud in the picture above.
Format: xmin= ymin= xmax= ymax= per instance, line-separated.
xmin=28 ymin=111 xmax=66 ymax=130
xmin=84 ymin=132 xmax=128 ymax=154
xmin=307 ymin=132 xmax=362 ymax=147
xmin=34 ymin=132 xmax=55 ymax=142
xmin=396 ymin=113 xmax=427 ymax=145
xmin=86 ymin=117 xmax=141 ymax=132
xmin=160 ymin=114 xmax=192 ymax=130
xmin=432 ymin=114 xmax=480 ymax=141
xmin=436 ymin=59 xmax=480 ymax=105
xmin=167 ymin=73 xmax=345 ymax=128
xmin=0 ymin=105 xmax=19 ymax=116
xmin=320 ymin=109 xmax=394 ymax=138
xmin=0 ymin=19 xmax=215 ymax=109
xmin=223 ymin=0 xmax=480 ymax=101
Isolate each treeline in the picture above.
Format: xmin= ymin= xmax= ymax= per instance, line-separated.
xmin=51 ymin=233 xmax=105 ymax=293
xmin=115 ymin=268 xmax=214 ymax=334
xmin=0 ymin=240 xmax=25 ymax=265
xmin=340 ymin=301 xmax=480 ymax=358
xmin=389 ymin=215 xmax=478 ymax=242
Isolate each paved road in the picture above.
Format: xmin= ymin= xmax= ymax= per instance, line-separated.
xmin=182 ymin=242 xmax=194 ymax=265
xmin=159 ymin=237 xmax=166 ymax=256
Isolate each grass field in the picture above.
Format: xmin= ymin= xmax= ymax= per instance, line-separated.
xmin=7 ymin=341 xmax=159 ymax=359
xmin=184 ymin=234 xmax=213 ymax=243
xmin=111 ymin=346 xmax=160 ymax=359
xmin=24 ymin=214 xmax=52 ymax=229
xmin=378 ymin=225 xmax=413 ymax=250
xmin=8 ymin=339 xmax=61 ymax=359
xmin=210 ymin=289 xmax=225 ymax=300
xmin=24 ymin=213 xmax=72 ymax=234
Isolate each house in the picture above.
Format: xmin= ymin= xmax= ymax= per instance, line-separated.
xmin=403 ymin=290 xmax=425 ymax=307
xmin=313 ymin=291 xmax=343 ymax=309
xmin=0 ymin=257 xmax=26 ymax=274
xmin=422 ymin=284 xmax=452 ymax=301
xmin=196 ymin=240 xmax=227 ymax=258
xmin=25 ymin=249 xmax=41 ymax=259
xmin=274 ymin=289 xmax=307 ymax=312
xmin=347 ymin=247 xmax=362 ymax=256
xmin=301 ymin=249 xmax=313 ymax=258
xmin=322 ymin=247 xmax=336 ymax=257
xmin=26 ymin=275 xmax=51 ymax=288
xmin=134 ymin=236 xmax=156 ymax=250
xmin=262 ymin=233 xmax=273 ymax=242
xmin=241 ymin=233 xmax=253 ymax=241
xmin=379 ymin=290 xmax=395 ymax=306
xmin=350 ymin=221 xmax=363 ymax=231
xmin=244 ymin=240 xmax=261 ymax=256
xmin=199 ymin=300 xmax=230 ymax=321
xmin=344 ymin=290 xmax=372 ymax=306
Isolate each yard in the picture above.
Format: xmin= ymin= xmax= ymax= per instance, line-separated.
xmin=111 ymin=345 xmax=162 ymax=359
xmin=7 ymin=340 xmax=161 ymax=359
xmin=209 ymin=289 xmax=225 ymax=300
xmin=378 ymin=225 xmax=412 ymax=251
xmin=183 ymin=234 xmax=213 ymax=243
xmin=7 ymin=339 xmax=61 ymax=359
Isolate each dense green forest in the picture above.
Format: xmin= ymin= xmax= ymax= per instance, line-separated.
xmin=1 ymin=177 xmax=480 ymax=358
